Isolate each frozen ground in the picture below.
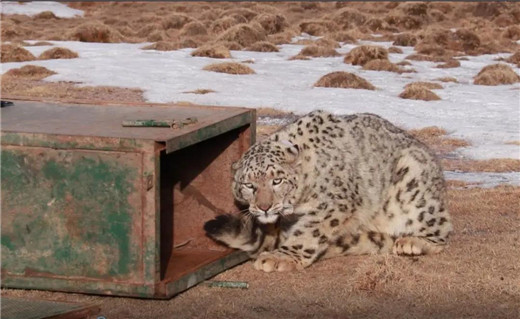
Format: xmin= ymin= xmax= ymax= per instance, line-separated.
xmin=1 ymin=1 xmax=83 ymax=18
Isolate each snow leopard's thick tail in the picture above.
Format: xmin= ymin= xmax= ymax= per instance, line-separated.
xmin=204 ymin=214 xmax=278 ymax=257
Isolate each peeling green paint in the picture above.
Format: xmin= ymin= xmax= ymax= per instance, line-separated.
xmin=1 ymin=149 xmax=139 ymax=279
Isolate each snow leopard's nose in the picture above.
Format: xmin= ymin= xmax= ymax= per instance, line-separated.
xmin=258 ymin=203 xmax=272 ymax=212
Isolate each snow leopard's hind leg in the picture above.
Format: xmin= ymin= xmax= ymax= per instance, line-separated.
xmin=378 ymin=147 xmax=453 ymax=256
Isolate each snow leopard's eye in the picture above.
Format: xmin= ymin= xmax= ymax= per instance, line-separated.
xmin=243 ymin=183 xmax=254 ymax=189
xmin=272 ymin=178 xmax=283 ymax=185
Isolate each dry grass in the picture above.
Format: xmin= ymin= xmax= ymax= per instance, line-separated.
xmin=2 ymin=79 xmax=144 ymax=103
xmin=473 ymin=63 xmax=520 ymax=85
xmin=405 ymin=53 xmax=448 ymax=63
xmin=330 ymin=31 xmax=357 ymax=44
xmin=5 ymin=185 xmax=518 ymax=319
xmin=245 ymin=41 xmax=279 ymax=52
xmin=216 ymin=41 xmax=243 ymax=51
xmin=24 ymin=41 xmax=54 ymax=46
xmin=141 ymin=41 xmax=180 ymax=51
xmin=332 ymin=7 xmax=367 ymax=29
xmin=253 ymin=13 xmax=288 ymax=35
xmin=344 ymin=45 xmax=388 ymax=66
xmin=191 ymin=44 xmax=231 ymax=58
xmin=399 ymin=86 xmax=441 ymax=101
xmin=203 ymin=62 xmax=255 ymax=75
xmin=314 ymin=37 xmax=340 ymax=48
xmin=38 ymin=47 xmax=79 ymax=60
xmin=362 ymin=59 xmax=409 ymax=73
xmin=297 ymin=45 xmax=340 ymax=58
xmin=505 ymin=140 xmax=520 ymax=146
xmin=217 ymin=23 xmax=267 ymax=47
xmin=210 ymin=17 xmax=242 ymax=34
xmin=436 ymin=76 xmax=459 ymax=83
xmin=408 ymin=126 xmax=470 ymax=155
xmin=183 ymin=89 xmax=216 ymax=94
xmin=161 ymin=14 xmax=193 ymax=29
xmin=299 ymin=19 xmax=338 ymax=36
xmin=69 ymin=22 xmax=123 ymax=43
xmin=2 ymin=65 xmax=56 ymax=80
xmin=506 ymin=51 xmax=520 ymax=67
xmin=388 ymin=46 xmax=403 ymax=54
xmin=442 ymin=158 xmax=520 ymax=173
xmin=1 ymin=44 xmax=36 ymax=62
xmin=405 ymin=81 xmax=443 ymax=90
xmin=314 ymin=72 xmax=376 ymax=90
xmin=437 ymin=59 xmax=461 ymax=69
xmin=180 ymin=21 xmax=207 ymax=37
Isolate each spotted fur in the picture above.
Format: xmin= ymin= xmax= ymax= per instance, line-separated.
xmin=204 ymin=111 xmax=453 ymax=272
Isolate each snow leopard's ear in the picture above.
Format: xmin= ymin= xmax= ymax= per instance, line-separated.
xmin=281 ymin=140 xmax=300 ymax=164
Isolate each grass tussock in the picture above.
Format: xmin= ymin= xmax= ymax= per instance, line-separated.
xmin=216 ymin=41 xmax=243 ymax=50
xmin=436 ymin=77 xmax=459 ymax=83
xmin=141 ymin=41 xmax=180 ymax=51
xmin=203 ymin=62 xmax=255 ymax=75
xmin=399 ymin=86 xmax=441 ymax=101
xmin=219 ymin=8 xmax=258 ymax=22
xmin=35 ymin=11 xmax=58 ymax=20
xmin=70 ymin=22 xmax=123 ymax=43
xmin=183 ymin=89 xmax=216 ymax=94
xmin=437 ymin=59 xmax=461 ymax=68
xmin=388 ymin=46 xmax=403 ymax=54
xmin=332 ymin=8 xmax=367 ymax=29
xmin=344 ymin=45 xmax=388 ymax=66
xmin=506 ymin=51 xmax=520 ymax=67
xmin=405 ymin=81 xmax=443 ymax=90
xmin=299 ymin=20 xmax=338 ymax=36
xmin=39 ymin=47 xmax=79 ymax=60
xmin=267 ymin=31 xmax=295 ymax=45
xmin=3 ymin=65 xmax=56 ymax=80
xmin=362 ymin=59 xmax=409 ymax=73
xmin=1 ymin=44 xmax=36 ymax=62
xmin=473 ymin=63 xmax=520 ymax=85
xmin=330 ymin=32 xmax=357 ymax=44
xmin=314 ymin=72 xmax=375 ymax=90
xmin=211 ymin=17 xmax=242 ymax=34
xmin=162 ymin=14 xmax=193 ymax=29
xmin=253 ymin=13 xmax=288 ymax=35
xmin=245 ymin=41 xmax=279 ymax=52
xmin=191 ymin=44 xmax=232 ymax=58
xmin=298 ymin=45 xmax=340 ymax=57
xmin=405 ymin=54 xmax=447 ymax=62
xmin=314 ymin=37 xmax=340 ymax=48
xmin=217 ymin=23 xmax=266 ymax=47
xmin=180 ymin=21 xmax=208 ymax=37
xmin=502 ymin=25 xmax=520 ymax=41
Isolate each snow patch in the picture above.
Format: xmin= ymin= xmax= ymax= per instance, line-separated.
xmin=1 ymin=1 xmax=83 ymax=18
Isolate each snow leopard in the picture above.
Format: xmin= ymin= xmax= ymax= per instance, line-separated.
xmin=204 ymin=110 xmax=453 ymax=272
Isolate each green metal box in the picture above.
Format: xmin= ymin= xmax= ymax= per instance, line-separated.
xmin=1 ymin=100 xmax=255 ymax=298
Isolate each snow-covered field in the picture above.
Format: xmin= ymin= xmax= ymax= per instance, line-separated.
xmin=2 ymin=2 xmax=519 ymax=187
xmin=1 ymin=1 xmax=83 ymax=18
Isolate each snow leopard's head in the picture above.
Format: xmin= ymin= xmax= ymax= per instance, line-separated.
xmin=232 ymin=140 xmax=300 ymax=224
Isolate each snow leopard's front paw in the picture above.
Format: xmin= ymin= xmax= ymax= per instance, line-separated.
xmin=253 ymin=251 xmax=302 ymax=272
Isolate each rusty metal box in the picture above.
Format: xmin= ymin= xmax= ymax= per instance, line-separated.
xmin=1 ymin=100 xmax=255 ymax=298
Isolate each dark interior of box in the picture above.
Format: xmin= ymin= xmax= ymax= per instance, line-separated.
xmin=159 ymin=126 xmax=250 ymax=281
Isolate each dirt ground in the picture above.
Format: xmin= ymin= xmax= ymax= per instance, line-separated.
xmin=1 ymin=2 xmax=520 ymax=319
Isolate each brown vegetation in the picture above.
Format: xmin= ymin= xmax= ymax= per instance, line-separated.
xmin=141 ymin=41 xmax=180 ymax=51
xmin=362 ymin=59 xmax=410 ymax=73
xmin=70 ymin=22 xmax=123 ymax=43
xmin=437 ymin=59 xmax=461 ymax=69
xmin=183 ymin=89 xmax=216 ymax=94
xmin=297 ymin=45 xmax=340 ymax=58
xmin=506 ymin=51 xmax=520 ymax=67
xmin=388 ymin=46 xmax=403 ymax=54
xmin=253 ymin=13 xmax=288 ymax=35
xmin=161 ymin=14 xmax=193 ymax=29
xmin=399 ymin=86 xmax=441 ymax=101
xmin=203 ymin=62 xmax=255 ymax=75
xmin=473 ymin=63 xmax=520 ymax=85
xmin=408 ymin=126 xmax=470 ymax=155
xmin=191 ymin=44 xmax=232 ymax=58
xmin=245 ymin=41 xmax=279 ymax=52
xmin=314 ymin=72 xmax=375 ymax=90
xmin=3 ymin=65 xmax=56 ymax=80
xmin=436 ymin=77 xmax=459 ymax=83
xmin=442 ymin=158 xmax=520 ymax=173
xmin=1 ymin=44 xmax=36 ymax=63
xmin=180 ymin=21 xmax=208 ymax=37
xmin=405 ymin=81 xmax=443 ymax=90
xmin=39 ymin=47 xmax=79 ymax=60
xmin=217 ymin=24 xmax=267 ymax=47
xmin=299 ymin=19 xmax=338 ymax=36
xmin=344 ymin=45 xmax=388 ymax=66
